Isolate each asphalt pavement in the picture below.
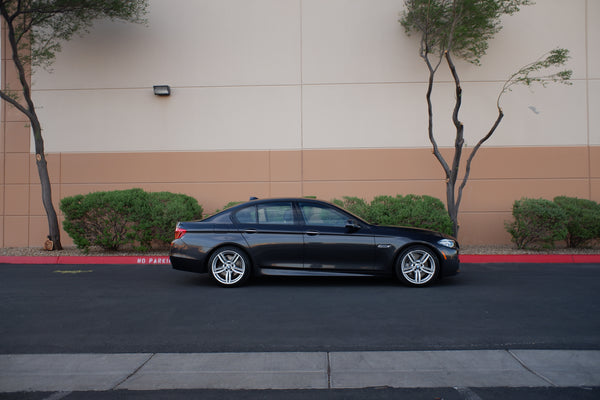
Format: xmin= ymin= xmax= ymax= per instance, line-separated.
xmin=1 ymin=259 xmax=599 ymax=397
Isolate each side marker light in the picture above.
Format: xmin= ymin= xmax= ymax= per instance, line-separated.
xmin=174 ymin=226 xmax=186 ymax=239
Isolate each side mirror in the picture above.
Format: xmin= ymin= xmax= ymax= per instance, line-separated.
xmin=345 ymin=219 xmax=361 ymax=232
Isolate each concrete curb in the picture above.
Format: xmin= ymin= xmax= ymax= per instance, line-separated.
xmin=459 ymin=254 xmax=600 ymax=264
xmin=1 ymin=254 xmax=600 ymax=265
xmin=1 ymin=350 xmax=599 ymax=392
xmin=0 ymin=255 xmax=171 ymax=265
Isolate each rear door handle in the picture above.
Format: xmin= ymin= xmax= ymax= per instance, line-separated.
xmin=305 ymin=231 xmax=320 ymax=236
xmin=244 ymin=229 xmax=257 ymax=234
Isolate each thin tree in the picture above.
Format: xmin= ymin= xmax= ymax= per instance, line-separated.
xmin=0 ymin=0 xmax=148 ymax=250
xmin=400 ymin=0 xmax=572 ymax=236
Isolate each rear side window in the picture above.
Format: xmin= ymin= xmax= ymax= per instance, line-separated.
xmin=234 ymin=202 xmax=294 ymax=225
xmin=235 ymin=206 xmax=257 ymax=223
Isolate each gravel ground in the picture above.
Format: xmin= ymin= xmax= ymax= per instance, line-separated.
xmin=0 ymin=246 xmax=168 ymax=257
xmin=461 ymin=244 xmax=600 ymax=255
xmin=1 ymin=244 xmax=599 ymax=257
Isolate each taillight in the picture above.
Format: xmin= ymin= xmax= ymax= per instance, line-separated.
xmin=174 ymin=226 xmax=186 ymax=240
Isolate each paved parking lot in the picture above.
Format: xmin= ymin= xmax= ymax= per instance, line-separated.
xmin=2 ymin=262 xmax=599 ymax=354
xmin=1 ymin=262 xmax=599 ymax=397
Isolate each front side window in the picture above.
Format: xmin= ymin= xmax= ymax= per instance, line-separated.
xmin=300 ymin=203 xmax=348 ymax=227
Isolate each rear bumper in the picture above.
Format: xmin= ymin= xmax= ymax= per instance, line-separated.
xmin=169 ymin=255 xmax=206 ymax=273
xmin=169 ymin=239 xmax=207 ymax=273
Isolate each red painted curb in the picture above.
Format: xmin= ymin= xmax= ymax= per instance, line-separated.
xmin=0 ymin=255 xmax=171 ymax=265
xmin=460 ymin=254 xmax=600 ymax=264
xmin=1 ymin=254 xmax=600 ymax=265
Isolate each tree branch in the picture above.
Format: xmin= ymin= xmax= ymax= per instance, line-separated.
xmin=424 ymin=52 xmax=451 ymax=178
xmin=445 ymin=50 xmax=464 ymax=187
xmin=0 ymin=89 xmax=31 ymax=118
xmin=457 ymin=107 xmax=504 ymax=209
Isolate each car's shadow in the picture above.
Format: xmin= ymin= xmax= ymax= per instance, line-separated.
xmin=253 ymin=275 xmax=395 ymax=287
xmin=178 ymin=273 xmax=461 ymax=289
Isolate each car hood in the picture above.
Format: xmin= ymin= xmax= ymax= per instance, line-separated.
xmin=369 ymin=224 xmax=452 ymax=240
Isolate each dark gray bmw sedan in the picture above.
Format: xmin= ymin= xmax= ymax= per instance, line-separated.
xmin=170 ymin=198 xmax=459 ymax=287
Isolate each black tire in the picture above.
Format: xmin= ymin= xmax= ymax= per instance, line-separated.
xmin=395 ymin=245 xmax=439 ymax=287
xmin=208 ymin=246 xmax=251 ymax=287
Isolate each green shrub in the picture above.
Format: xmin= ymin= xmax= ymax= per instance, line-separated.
xmin=366 ymin=195 xmax=404 ymax=226
xmin=332 ymin=194 xmax=453 ymax=235
xmin=218 ymin=201 xmax=244 ymax=212
xmin=332 ymin=196 xmax=370 ymax=220
xmin=367 ymin=195 xmax=453 ymax=235
xmin=144 ymin=192 xmax=204 ymax=247
xmin=401 ymin=194 xmax=453 ymax=235
xmin=505 ymin=198 xmax=568 ymax=249
xmin=554 ymin=196 xmax=600 ymax=248
xmin=61 ymin=189 xmax=202 ymax=252
xmin=61 ymin=189 xmax=147 ymax=252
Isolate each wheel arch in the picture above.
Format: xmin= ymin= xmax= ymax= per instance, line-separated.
xmin=394 ymin=242 xmax=444 ymax=278
xmin=204 ymin=242 xmax=254 ymax=272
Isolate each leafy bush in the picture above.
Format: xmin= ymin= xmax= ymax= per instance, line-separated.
xmin=554 ymin=196 xmax=600 ymax=248
xmin=61 ymin=189 xmax=202 ymax=252
xmin=144 ymin=192 xmax=204 ymax=247
xmin=368 ymin=195 xmax=453 ymax=235
xmin=332 ymin=194 xmax=453 ymax=235
xmin=61 ymin=188 xmax=147 ymax=252
xmin=215 ymin=201 xmax=244 ymax=214
xmin=332 ymin=196 xmax=370 ymax=220
xmin=505 ymin=198 xmax=568 ymax=249
xmin=367 ymin=195 xmax=404 ymax=226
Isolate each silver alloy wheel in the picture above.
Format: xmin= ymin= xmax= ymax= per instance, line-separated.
xmin=211 ymin=249 xmax=246 ymax=286
xmin=400 ymin=248 xmax=437 ymax=285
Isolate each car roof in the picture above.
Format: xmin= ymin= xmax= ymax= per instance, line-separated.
xmin=221 ymin=197 xmax=338 ymax=214
xmin=235 ymin=197 xmax=330 ymax=206
xmin=203 ymin=196 xmax=373 ymax=225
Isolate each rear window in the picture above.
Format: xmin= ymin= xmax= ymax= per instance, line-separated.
xmin=234 ymin=202 xmax=294 ymax=225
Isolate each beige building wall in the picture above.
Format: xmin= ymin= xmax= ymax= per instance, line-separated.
xmin=1 ymin=0 xmax=599 ymax=247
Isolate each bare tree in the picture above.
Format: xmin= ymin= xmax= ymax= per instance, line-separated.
xmin=400 ymin=0 xmax=572 ymax=236
xmin=0 ymin=0 xmax=148 ymax=249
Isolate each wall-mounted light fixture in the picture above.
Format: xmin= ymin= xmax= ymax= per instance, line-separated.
xmin=153 ymin=85 xmax=171 ymax=96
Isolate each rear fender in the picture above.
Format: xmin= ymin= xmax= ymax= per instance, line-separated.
xmin=204 ymin=242 xmax=255 ymax=274
xmin=172 ymin=232 xmax=248 ymax=267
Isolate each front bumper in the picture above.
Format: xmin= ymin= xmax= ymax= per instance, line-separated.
xmin=439 ymin=247 xmax=460 ymax=277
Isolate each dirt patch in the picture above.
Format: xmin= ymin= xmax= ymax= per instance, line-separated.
xmin=0 ymin=246 xmax=168 ymax=257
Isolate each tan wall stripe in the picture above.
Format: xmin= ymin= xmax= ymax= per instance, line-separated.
xmin=1 ymin=146 xmax=598 ymax=247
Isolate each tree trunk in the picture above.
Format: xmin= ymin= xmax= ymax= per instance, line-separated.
xmin=446 ymin=51 xmax=464 ymax=238
xmin=31 ymin=115 xmax=62 ymax=250
xmin=35 ymin=152 xmax=62 ymax=250
xmin=446 ymin=183 xmax=459 ymax=238
xmin=1 ymin=8 xmax=63 ymax=250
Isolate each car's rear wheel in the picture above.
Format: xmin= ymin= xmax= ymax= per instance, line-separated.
xmin=208 ymin=246 xmax=251 ymax=287
xmin=396 ymin=246 xmax=439 ymax=287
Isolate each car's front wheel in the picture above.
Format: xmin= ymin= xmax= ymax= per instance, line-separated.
xmin=208 ymin=246 xmax=251 ymax=287
xmin=396 ymin=246 xmax=439 ymax=287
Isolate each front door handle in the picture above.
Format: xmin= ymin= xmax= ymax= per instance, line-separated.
xmin=305 ymin=231 xmax=320 ymax=236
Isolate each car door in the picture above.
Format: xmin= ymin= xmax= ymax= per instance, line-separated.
xmin=233 ymin=201 xmax=304 ymax=269
xmin=298 ymin=201 xmax=377 ymax=272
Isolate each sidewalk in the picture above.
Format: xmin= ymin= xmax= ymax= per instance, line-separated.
xmin=1 ymin=350 xmax=599 ymax=392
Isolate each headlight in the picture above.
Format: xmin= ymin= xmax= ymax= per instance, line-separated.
xmin=438 ymin=239 xmax=456 ymax=249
